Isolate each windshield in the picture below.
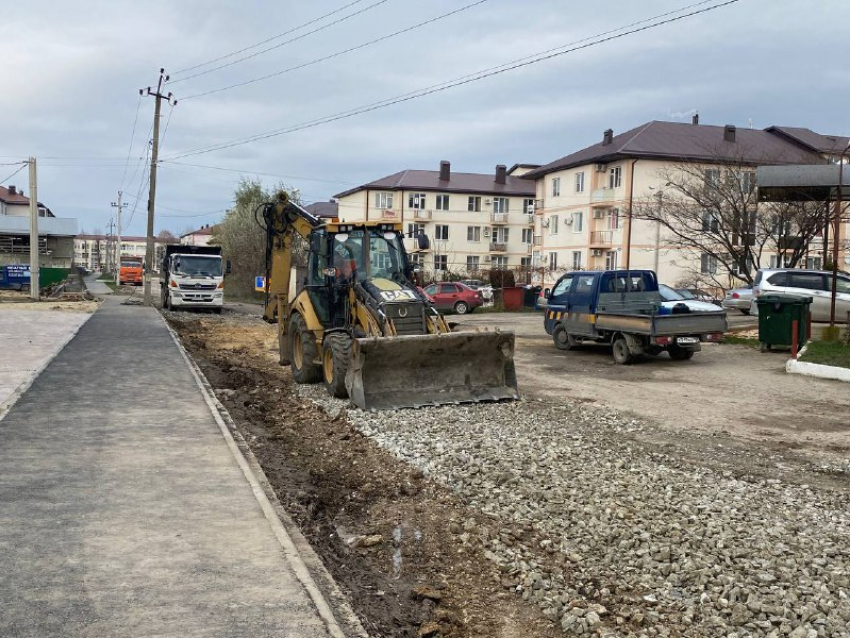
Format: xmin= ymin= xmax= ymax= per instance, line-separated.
xmin=658 ymin=284 xmax=685 ymax=301
xmin=332 ymin=229 xmax=405 ymax=282
xmin=120 ymin=260 xmax=142 ymax=268
xmin=677 ymin=289 xmax=697 ymax=300
xmin=173 ymin=255 xmax=222 ymax=277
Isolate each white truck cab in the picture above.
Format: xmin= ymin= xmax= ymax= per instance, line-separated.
xmin=161 ymin=247 xmax=227 ymax=313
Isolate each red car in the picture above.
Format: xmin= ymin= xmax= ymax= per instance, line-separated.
xmin=422 ymin=282 xmax=483 ymax=314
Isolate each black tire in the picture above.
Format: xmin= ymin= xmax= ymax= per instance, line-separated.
xmin=212 ymin=308 xmax=223 ymax=315
xmin=668 ymin=345 xmax=695 ymax=361
xmin=552 ymin=324 xmax=579 ymax=351
xmin=322 ymin=332 xmax=352 ymax=398
xmin=612 ymin=336 xmax=633 ymax=365
xmin=454 ymin=301 xmax=469 ymax=315
xmin=289 ymin=314 xmax=322 ymax=383
xmin=20 ymin=284 xmax=30 ymax=293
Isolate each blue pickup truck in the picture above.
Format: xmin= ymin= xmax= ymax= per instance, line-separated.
xmin=543 ymin=269 xmax=727 ymax=363
xmin=0 ymin=265 xmax=31 ymax=292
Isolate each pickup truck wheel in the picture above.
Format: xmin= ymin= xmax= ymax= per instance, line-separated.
xmin=322 ymin=332 xmax=351 ymax=398
xmin=612 ymin=336 xmax=633 ymax=365
xmin=289 ymin=314 xmax=322 ymax=384
xmin=552 ymin=325 xmax=578 ymax=351
xmin=668 ymin=345 xmax=695 ymax=361
xmin=454 ymin=301 xmax=469 ymax=315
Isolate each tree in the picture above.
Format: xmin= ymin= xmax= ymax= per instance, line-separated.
xmin=211 ymin=178 xmax=300 ymax=297
xmin=156 ymin=229 xmax=177 ymax=243
xmin=633 ymin=153 xmax=827 ymax=286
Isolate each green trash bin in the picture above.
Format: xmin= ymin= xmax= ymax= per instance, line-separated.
xmin=755 ymin=294 xmax=812 ymax=352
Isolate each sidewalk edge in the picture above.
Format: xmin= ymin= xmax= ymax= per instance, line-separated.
xmin=0 ymin=309 xmax=96 ymax=423
xmin=162 ymin=316 xmax=368 ymax=638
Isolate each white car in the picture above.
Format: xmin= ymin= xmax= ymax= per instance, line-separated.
xmin=659 ymin=284 xmax=725 ymax=312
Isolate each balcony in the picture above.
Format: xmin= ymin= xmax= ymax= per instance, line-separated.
xmin=491 ymin=212 xmax=509 ymax=224
xmin=590 ymin=230 xmax=613 ymax=247
xmin=533 ymin=235 xmax=543 ymax=246
xmin=591 ymin=188 xmax=616 ymax=205
xmin=489 ymin=242 xmax=507 ymax=253
xmin=413 ymin=209 xmax=432 ymax=220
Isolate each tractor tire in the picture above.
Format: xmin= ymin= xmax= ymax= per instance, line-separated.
xmin=322 ymin=332 xmax=352 ymax=398
xmin=612 ymin=336 xmax=633 ymax=365
xmin=289 ymin=313 xmax=322 ymax=384
xmin=668 ymin=345 xmax=695 ymax=361
xmin=454 ymin=301 xmax=469 ymax=315
xmin=552 ymin=324 xmax=578 ymax=351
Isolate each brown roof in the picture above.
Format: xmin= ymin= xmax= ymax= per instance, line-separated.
xmin=524 ymin=121 xmax=826 ymax=179
xmin=78 ymin=234 xmax=159 ymax=242
xmin=0 ymin=185 xmax=29 ymax=205
xmin=764 ymin=126 xmax=850 ymax=155
xmin=181 ymin=225 xmax=215 ymax=238
xmin=335 ymin=168 xmax=535 ymax=199
xmin=304 ymin=201 xmax=338 ymax=218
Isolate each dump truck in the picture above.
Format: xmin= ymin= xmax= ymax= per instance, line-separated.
xmin=259 ymin=192 xmax=518 ymax=410
xmin=118 ymin=256 xmax=143 ymax=286
xmin=160 ymin=245 xmax=227 ymax=313
xmin=543 ymin=269 xmax=727 ymax=363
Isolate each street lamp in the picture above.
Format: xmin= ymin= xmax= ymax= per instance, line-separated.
xmin=829 ymin=140 xmax=850 ymax=326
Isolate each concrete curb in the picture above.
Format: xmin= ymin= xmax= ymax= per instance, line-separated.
xmin=786 ymin=346 xmax=850 ymax=383
xmin=161 ymin=315 xmax=368 ymax=638
xmin=0 ymin=308 xmax=96 ymax=423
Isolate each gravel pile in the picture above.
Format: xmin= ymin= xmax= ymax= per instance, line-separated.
xmin=298 ymin=388 xmax=850 ymax=637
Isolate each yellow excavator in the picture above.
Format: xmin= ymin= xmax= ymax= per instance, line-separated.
xmin=259 ymin=191 xmax=519 ymax=410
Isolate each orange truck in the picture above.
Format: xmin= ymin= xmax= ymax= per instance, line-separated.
xmin=118 ymin=257 xmax=144 ymax=286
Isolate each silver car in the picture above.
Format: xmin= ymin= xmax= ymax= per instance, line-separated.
xmin=751 ymin=269 xmax=850 ymax=322
xmin=721 ymin=286 xmax=753 ymax=314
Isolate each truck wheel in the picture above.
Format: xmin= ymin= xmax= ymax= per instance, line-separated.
xmin=612 ymin=336 xmax=633 ymax=365
xmin=454 ymin=301 xmax=469 ymax=314
xmin=322 ymin=332 xmax=351 ymax=398
xmin=552 ymin=325 xmax=578 ymax=351
xmin=20 ymin=284 xmax=30 ymax=293
xmin=668 ymin=345 xmax=694 ymax=361
xmin=289 ymin=314 xmax=322 ymax=384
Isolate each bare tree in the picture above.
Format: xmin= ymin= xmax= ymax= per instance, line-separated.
xmin=156 ymin=229 xmax=177 ymax=243
xmin=633 ymin=152 xmax=826 ymax=285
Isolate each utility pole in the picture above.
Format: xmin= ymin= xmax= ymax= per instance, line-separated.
xmin=141 ymin=69 xmax=177 ymax=306
xmin=106 ymin=219 xmax=116 ymax=277
xmin=111 ymin=191 xmax=128 ymax=286
xmin=27 ymin=157 xmax=39 ymax=301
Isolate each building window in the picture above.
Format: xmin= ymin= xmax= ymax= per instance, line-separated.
xmin=409 ymin=253 xmax=422 ymax=266
xmin=740 ymin=171 xmax=756 ymax=193
xmin=549 ymin=252 xmax=558 ymax=270
xmin=608 ymin=208 xmax=619 ymax=230
xmin=435 ymin=254 xmax=447 ymax=271
xmin=522 ymin=228 xmax=533 ymax=243
xmin=700 ymin=253 xmax=717 ymax=274
xmin=605 ymin=251 xmax=618 ymax=270
xmin=573 ymin=211 xmax=583 ymax=232
xmin=468 ymin=196 xmax=481 ymax=212
xmin=609 ymin=166 xmax=622 ymax=189
xmin=407 ymin=222 xmax=425 ymax=237
xmin=409 ymin=193 xmax=426 ymax=210
xmin=466 ymin=255 xmax=480 ymax=271
xmin=806 ymin=256 xmax=822 ymax=270
xmin=520 ymin=256 xmax=531 ymax=267
xmin=701 ymin=212 xmax=719 ymax=232
xmin=467 ymin=226 xmax=481 ymax=242
xmin=523 ymin=198 xmax=535 ymax=215
xmin=374 ymin=192 xmax=394 ymax=209
xmin=704 ymin=169 xmax=721 ymax=188
xmin=435 ymin=224 xmax=449 ymax=240
xmin=572 ymin=251 xmax=582 ymax=270
xmin=575 ymin=172 xmax=585 ymax=193
xmin=552 ymin=177 xmax=561 ymax=197
xmin=549 ymin=215 xmax=558 ymax=235
xmin=492 ymin=227 xmax=509 ymax=243
xmin=492 ymin=256 xmax=508 ymax=268
xmin=493 ymin=197 xmax=509 ymax=214
xmin=436 ymin=194 xmax=450 ymax=211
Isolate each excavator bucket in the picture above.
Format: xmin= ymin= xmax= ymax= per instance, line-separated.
xmin=346 ymin=330 xmax=519 ymax=411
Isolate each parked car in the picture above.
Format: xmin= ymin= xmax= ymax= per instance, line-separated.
xmin=676 ymin=288 xmax=721 ymax=305
xmin=422 ymin=282 xmax=483 ymax=314
xmin=751 ymin=268 xmax=850 ymax=322
xmin=721 ymin=285 xmax=753 ymax=314
xmin=659 ymin=284 xmax=725 ymax=313
xmin=460 ymin=279 xmax=494 ymax=301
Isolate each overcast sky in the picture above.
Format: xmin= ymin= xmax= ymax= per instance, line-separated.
xmin=2 ymin=0 xmax=848 ymax=236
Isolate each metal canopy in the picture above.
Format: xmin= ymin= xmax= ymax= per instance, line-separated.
xmin=756 ymin=164 xmax=850 ymax=202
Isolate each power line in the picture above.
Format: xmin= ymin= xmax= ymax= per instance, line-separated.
xmin=170 ymin=0 xmax=372 ymax=76
xmin=159 ymin=103 xmax=175 ymax=149
xmin=181 ymin=0 xmax=491 ymax=101
xmin=161 ymin=160 xmax=358 ymax=185
xmin=119 ymin=93 xmax=143 ymax=191
xmin=0 ymin=163 xmax=27 ymax=184
xmin=168 ymin=0 xmax=391 ymax=85
xmin=163 ymin=0 xmax=743 ymax=161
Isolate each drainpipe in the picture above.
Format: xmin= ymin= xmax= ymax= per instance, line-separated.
xmin=625 ymin=159 xmax=639 ymax=269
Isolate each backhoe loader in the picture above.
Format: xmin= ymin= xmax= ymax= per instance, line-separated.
xmin=259 ymin=191 xmax=519 ymax=410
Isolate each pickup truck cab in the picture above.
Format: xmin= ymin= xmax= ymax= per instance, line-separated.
xmin=544 ymin=269 xmax=726 ymax=363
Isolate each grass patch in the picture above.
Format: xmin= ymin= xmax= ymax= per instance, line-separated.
xmin=722 ymin=334 xmax=760 ymax=348
xmin=800 ymin=340 xmax=850 ymax=369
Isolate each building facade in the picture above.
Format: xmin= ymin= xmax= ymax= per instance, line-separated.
xmin=334 ymin=162 xmax=537 ymax=280
xmin=524 ymin=120 xmax=848 ymax=288
xmin=180 ymin=225 xmax=215 ymax=246
xmin=0 ymin=185 xmax=77 ymax=268
xmin=74 ymin=235 xmax=178 ymax=271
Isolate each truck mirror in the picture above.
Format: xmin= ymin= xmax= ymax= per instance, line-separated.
xmin=544 ymin=288 xmax=551 ymax=298
xmin=417 ymin=233 xmax=430 ymax=250
xmin=225 ymin=259 xmax=232 ymax=274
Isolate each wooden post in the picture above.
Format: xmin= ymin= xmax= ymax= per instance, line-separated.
xmin=791 ymin=319 xmax=799 ymax=359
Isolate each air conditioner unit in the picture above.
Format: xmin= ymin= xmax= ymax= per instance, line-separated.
xmin=542 ymin=219 xmax=550 ymax=228
xmin=484 ymin=198 xmax=492 ymax=204
xmin=483 ymin=228 xmax=491 ymax=237
xmin=595 ymin=163 xmax=606 ymax=172
xmin=564 ymin=217 xmax=573 ymax=225
xmin=484 ymin=255 xmax=492 ymax=262
xmin=592 ymin=249 xmax=604 ymax=257
xmin=593 ymin=210 xmax=605 ymax=219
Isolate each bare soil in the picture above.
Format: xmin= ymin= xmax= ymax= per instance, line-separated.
xmin=168 ymin=314 xmax=559 ymax=638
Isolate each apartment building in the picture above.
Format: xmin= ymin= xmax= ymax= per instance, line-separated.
xmin=74 ymin=234 xmax=178 ymax=271
xmin=524 ymin=119 xmax=846 ymax=286
xmin=334 ymin=162 xmax=536 ymax=278
xmin=0 ymin=185 xmax=77 ymax=268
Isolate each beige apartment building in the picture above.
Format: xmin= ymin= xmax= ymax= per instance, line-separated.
xmin=74 ymin=235 xmax=178 ymax=271
xmin=334 ymin=162 xmax=536 ymax=279
xmin=524 ymin=120 xmax=848 ymax=287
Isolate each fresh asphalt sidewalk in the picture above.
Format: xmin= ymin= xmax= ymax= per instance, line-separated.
xmin=83 ymin=273 xmax=113 ymax=295
xmin=0 ymin=296 xmax=359 ymax=637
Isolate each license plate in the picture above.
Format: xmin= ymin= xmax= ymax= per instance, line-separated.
xmin=677 ymin=337 xmax=699 ymax=344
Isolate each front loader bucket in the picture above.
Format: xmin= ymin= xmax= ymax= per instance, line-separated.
xmin=346 ymin=331 xmax=519 ymax=411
